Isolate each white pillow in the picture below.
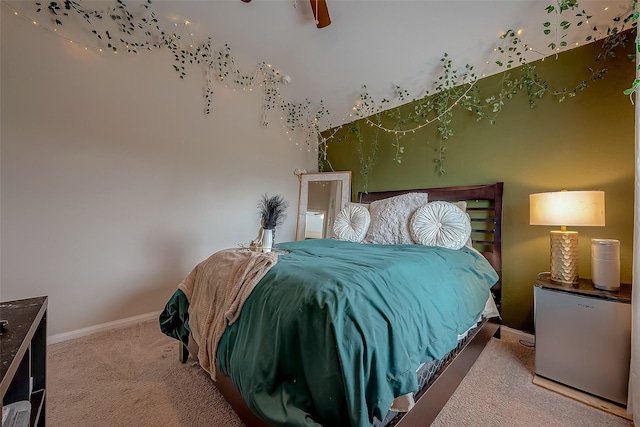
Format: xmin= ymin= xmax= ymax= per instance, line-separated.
xmin=365 ymin=192 xmax=428 ymax=245
xmin=449 ymin=201 xmax=473 ymax=247
xmin=452 ymin=201 xmax=467 ymax=212
xmin=410 ymin=201 xmax=471 ymax=250
xmin=333 ymin=204 xmax=371 ymax=242
xmin=346 ymin=202 xmax=370 ymax=211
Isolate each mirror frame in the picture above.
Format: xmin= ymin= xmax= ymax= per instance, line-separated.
xmin=296 ymin=171 xmax=352 ymax=240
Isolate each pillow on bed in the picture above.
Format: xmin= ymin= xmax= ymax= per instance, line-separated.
xmin=449 ymin=201 xmax=474 ymax=247
xmin=365 ymin=192 xmax=428 ymax=244
xmin=345 ymin=202 xmax=371 ymax=214
xmin=452 ymin=200 xmax=467 ymax=212
xmin=333 ymin=204 xmax=371 ymax=242
xmin=410 ymin=201 xmax=471 ymax=249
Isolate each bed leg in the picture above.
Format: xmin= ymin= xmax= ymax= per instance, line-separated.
xmin=179 ymin=343 xmax=189 ymax=363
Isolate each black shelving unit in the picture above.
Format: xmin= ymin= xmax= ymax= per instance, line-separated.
xmin=1 ymin=296 xmax=48 ymax=426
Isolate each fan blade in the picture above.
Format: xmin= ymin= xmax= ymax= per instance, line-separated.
xmin=310 ymin=0 xmax=330 ymax=28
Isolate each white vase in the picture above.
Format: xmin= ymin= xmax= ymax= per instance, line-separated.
xmin=263 ymin=228 xmax=273 ymax=253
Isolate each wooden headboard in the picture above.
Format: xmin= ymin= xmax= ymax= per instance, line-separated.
xmin=358 ymin=182 xmax=504 ymax=309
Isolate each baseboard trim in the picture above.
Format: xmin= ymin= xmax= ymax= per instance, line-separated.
xmin=533 ymin=375 xmax=631 ymax=421
xmin=48 ymin=311 xmax=160 ymax=345
xmin=500 ymin=326 xmax=535 ymax=345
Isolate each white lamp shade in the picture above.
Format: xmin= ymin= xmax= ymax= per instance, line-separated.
xmin=530 ymin=191 xmax=605 ymax=227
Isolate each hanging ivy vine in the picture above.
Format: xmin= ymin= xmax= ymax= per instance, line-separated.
xmin=320 ymin=2 xmax=636 ymax=184
xmin=22 ymin=0 xmax=639 ymax=180
xmin=28 ymin=0 xmax=333 ymax=147
xmin=624 ymin=1 xmax=640 ymax=97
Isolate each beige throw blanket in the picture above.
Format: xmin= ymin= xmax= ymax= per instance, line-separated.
xmin=178 ymin=248 xmax=278 ymax=379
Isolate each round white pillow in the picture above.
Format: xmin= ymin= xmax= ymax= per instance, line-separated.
xmin=333 ymin=204 xmax=371 ymax=242
xmin=410 ymin=201 xmax=471 ymax=249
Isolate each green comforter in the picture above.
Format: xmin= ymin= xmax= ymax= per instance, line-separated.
xmin=161 ymin=239 xmax=498 ymax=426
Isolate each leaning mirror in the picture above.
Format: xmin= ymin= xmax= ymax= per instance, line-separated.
xmin=296 ymin=172 xmax=352 ymax=240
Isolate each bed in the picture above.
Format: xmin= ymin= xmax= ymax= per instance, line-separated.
xmin=159 ymin=182 xmax=504 ymax=427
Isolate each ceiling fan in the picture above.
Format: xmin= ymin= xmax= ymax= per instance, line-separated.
xmin=240 ymin=0 xmax=331 ymax=29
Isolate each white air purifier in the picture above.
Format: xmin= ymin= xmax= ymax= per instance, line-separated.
xmin=591 ymin=239 xmax=620 ymax=291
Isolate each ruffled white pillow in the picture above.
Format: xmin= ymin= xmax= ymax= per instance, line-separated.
xmin=365 ymin=192 xmax=429 ymax=245
xmin=333 ymin=204 xmax=371 ymax=242
xmin=410 ymin=201 xmax=471 ymax=250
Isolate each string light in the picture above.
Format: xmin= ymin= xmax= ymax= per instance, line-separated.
xmin=4 ymin=1 xmax=108 ymax=53
xmin=3 ymin=1 xmax=309 ymax=138
xmin=0 ymin=0 xmax=525 ymax=152
xmin=3 ymin=0 xmax=632 ymax=159
xmin=356 ymin=32 xmax=508 ymax=135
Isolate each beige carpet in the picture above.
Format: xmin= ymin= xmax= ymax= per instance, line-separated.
xmin=47 ymin=320 xmax=633 ymax=426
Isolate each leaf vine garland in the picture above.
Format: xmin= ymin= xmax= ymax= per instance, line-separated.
xmin=543 ymin=0 xmax=640 ymax=99
xmin=623 ymin=0 xmax=640 ymax=98
xmin=29 ymin=0 xmax=333 ymax=146
xmin=23 ymin=0 xmax=639 ymax=179
xmin=320 ymin=3 xmax=636 ymax=181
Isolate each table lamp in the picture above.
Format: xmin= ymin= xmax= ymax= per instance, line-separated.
xmin=530 ymin=190 xmax=605 ymax=284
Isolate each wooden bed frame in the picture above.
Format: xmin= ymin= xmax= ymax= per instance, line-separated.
xmin=180 ymin=182 xmax=504 ymax=426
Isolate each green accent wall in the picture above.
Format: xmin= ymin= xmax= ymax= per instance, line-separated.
xmin=323 ymin=38 xmax=635 ymax=333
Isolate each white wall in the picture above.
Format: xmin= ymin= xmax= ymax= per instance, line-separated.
xmin=1 ymin=8 xmax=318 ymax=335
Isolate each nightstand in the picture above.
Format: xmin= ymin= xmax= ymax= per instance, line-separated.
xmin=534 ymin=272 xmax=631 ymax=407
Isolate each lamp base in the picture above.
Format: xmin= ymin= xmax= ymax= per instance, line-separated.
xmin=550 ymin=230 xmax=579 ymax=284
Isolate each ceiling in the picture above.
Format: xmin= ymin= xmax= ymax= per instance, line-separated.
xmin=11 ymin=0 xmax=634 ymax=129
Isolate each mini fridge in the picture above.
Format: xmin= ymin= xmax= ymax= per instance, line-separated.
xmin=534 ymin=285 xmax=632 ymax=406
